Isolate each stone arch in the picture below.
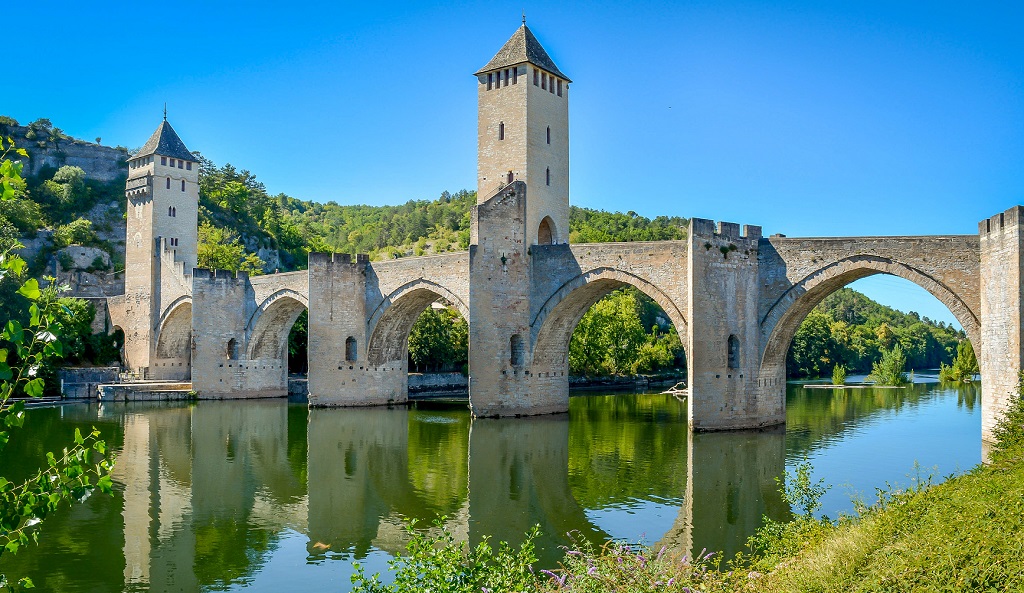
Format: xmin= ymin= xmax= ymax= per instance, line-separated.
xmin=531 ymin=267 xmax=688 ymax=371
xmin=366 ymin=279 xmax=469 ymax=367
xmin=246 ymin=290 xmax=309 ymax=361
xmin=155 ymin=297 xmax=193 ymax=359
xmin=759 ymin=254 xmax=980 ymax=379
xmin=538 ymin=216 xmax=556 ymax=245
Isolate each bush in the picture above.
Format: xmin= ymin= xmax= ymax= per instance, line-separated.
xmin=351 ymin=519 xmax=539 ymax=593
xmin=831 ymin=364 xmax=847 ymax=385
xmin=869 ymin=343 xmax=908 ymax=386
xmin=53 ymin=219 xmax=99 ymax=248
xmin=939 ymin=340 xmax=979 ymax=383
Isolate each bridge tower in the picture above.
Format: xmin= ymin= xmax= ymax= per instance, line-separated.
xmin=475 ymin=19 xmax=570 ymax=246
xmin=119 ymin=115 xmax=200 ymax=378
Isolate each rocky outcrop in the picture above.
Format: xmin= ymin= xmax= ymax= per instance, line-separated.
xmin=3 ymin=123 xmax=128 ymax=183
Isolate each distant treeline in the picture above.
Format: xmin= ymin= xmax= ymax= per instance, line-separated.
xmin=787 ymin=288 xmax=965 ymax=378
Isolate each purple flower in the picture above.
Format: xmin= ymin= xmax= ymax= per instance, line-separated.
xmin=587 ymin=566 xmax=597 ymax=576
xmin=656 ymin=546 xmax=667 ymax=561
xmin=540 ymin=569 xmax=566 ymax=587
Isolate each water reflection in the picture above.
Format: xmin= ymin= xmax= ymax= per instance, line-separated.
xmin=0 ymin=382 xmax=979 ymax=592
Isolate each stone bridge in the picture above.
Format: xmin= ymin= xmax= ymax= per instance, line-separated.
xmin=107 ymin=24 xmax=1024 ymax=444
xmin=116 ymin=180 xmax=1023 ymax=442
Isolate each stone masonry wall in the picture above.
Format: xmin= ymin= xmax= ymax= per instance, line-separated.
xmin=687 ymin=219 xmax=775 ymax=430
xmin=979 ymin=207 xmax=1024 ymax=442
xmin=307 ymin=254 xmax=408 ymax=407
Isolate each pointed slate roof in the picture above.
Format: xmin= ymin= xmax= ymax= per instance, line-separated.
xmin=135 ymin=120 xmax=197 ymax=162
xmin=475 ymin=24 xmax=571 ymax=82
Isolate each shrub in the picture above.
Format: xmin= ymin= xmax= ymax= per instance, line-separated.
xmin=939 ymin=340 xmax=979 ymax=383
xmin=53 ymin=219 xmax=98 ymax=248
xmin=351 ymin=519 xmax=539 ymax=593
xmin=56 ymin=251 xmax=74 ymax=270
xmin=832 ymin=364 xmax=847 ymax=385
xmin=869 ymin=343 xmax=908 ymax=386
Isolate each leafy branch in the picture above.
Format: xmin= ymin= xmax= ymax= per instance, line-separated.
xmin=0 ymin=136 xmax=115 ymax=592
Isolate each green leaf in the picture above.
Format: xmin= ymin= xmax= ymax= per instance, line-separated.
xmin=24 ymin=378 xmax=44 ymax=398
xmin=74 ymin=428 xmax=84 ymax=445
xmin=29 ymin=304 xmax=39 ymax=327
xmin=16 ymin=278 xmax=41 ymax=301
xmin=3 ymin=320 xmax=23 ymax=343
xmin=0 ymin=362 xmax=11 ymax=381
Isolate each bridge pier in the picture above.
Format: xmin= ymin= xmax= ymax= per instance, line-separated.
xmin=979 ymin=206 xmax=1024 ymax=442
xmin=687 ymin=219 xmax=785 ymax=431
xmin=468 ymin=183 xmax=569 ymax=416
xmin=307 ymin=253 xmax=408 ymax=407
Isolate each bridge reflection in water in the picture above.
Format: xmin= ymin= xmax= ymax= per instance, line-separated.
xmin=0 ymin=384 xmax=979 ymax=591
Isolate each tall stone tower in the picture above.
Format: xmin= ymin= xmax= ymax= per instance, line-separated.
xmin=475 ymin=21 xmax=570 ymax=245
xmin=121 ymin=116 xmax=200 ymax=375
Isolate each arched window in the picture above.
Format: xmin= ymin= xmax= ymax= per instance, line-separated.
xmin=181 ymin=179 xmax=185 ymax=191
xmin=507 ymin=170 xmax=514 ymax=184
xmin=510 ymin=334 xmax=524 ymax=366
xmin=538 ymin=217 xmax=555 ymax=245
xmin=499 ymin=121 xmax=505 ymax=141
xmin=166 ymin=177 xmax=170 ymax=189
xmin=546 ymin=126 xmax=551 ymax=144
xmin=226 ymin=338 xmax=238 ymax=360
xmin=727 ymin=335 xmax=740 ymax=369
xmin=172 ymin=207 xmax=176 ymax=217
xmin=345 ymin=337 xmax=357 ymax=362
xmin=168 ymin=206 xmax=172 ymax=216
xmin=546 ymin=167 xmax=550 ymax=186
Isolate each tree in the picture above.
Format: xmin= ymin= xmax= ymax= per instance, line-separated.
xmin=197 ymin=222 xmax=265 ymax=275
xmin=0 ymin=137 xmax=114 ymax=591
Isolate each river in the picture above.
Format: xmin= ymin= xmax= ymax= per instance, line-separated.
xmin=0 ymin=375 xmax=980 ymax=592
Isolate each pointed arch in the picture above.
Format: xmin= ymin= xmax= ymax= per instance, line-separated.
xmin=759 ymin=255 xmax=980 ymax=380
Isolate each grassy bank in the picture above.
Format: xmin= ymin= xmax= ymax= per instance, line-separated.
xmin=354 ymin=382 xmax=1024 ymax=593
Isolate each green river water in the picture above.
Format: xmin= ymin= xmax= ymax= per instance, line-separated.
xmin=0 ymin=375 xmax=981 ymax=591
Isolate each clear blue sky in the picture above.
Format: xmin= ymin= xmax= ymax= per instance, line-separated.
xmin=7 ymin=1 xmax=1022 ymax=325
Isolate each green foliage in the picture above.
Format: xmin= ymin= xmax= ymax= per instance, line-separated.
xmin=568 ymin=207 xmax=687 ymax=243
xmin=0 ymin=117 xmax=17 ymax=128
xmin=0 ymin=137 xmax=115 ymax=591
xmin=197 ymin=222 xmax=265 ymax=275
xmin=787 ymin=288 xmax=962 ymax=378
xmin=351 ymin=519 xmax=539 ymax=593
xmin=38 ymin=166 xmax=89 ymax=218
xmin=938 ymin=340 xmax=978 ymax=383
xmin=868 ymin=343 xmax=908 ymax=386
xmin=831 ymin=364 xmax=846 ymax=386
xmin=52 ymin=219 xmax=100 ymax=249
xmin=408 ymin=306 xmax=468 ymax=373
xmin=569 ymin=288 xmax=683 ymax=376
xmin=988 ymin=372 xmax=1024 ymax=465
